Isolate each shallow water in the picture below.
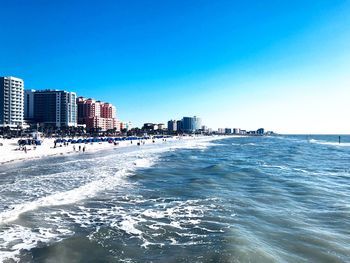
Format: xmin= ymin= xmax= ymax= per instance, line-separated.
xmin=0 ymin=135 xmax=349 ymax=262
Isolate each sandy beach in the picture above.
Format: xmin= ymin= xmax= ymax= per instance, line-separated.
xmin=0 ymin=135 xmax=221 ymax=165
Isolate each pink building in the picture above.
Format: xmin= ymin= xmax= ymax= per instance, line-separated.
xmin=77 ymin=97 xmax=118 ymax=131
xmin=100 ymin=102 xmax=116 ymax=119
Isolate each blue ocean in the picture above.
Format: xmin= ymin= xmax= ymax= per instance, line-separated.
xmin=0 ymin=135 xmax=349 ymax=262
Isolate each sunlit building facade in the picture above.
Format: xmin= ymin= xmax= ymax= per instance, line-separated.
xmin=0 ymin=76 xmax=24 ymax=128
xmin=77 ymin=97 xmax=118 ymax=131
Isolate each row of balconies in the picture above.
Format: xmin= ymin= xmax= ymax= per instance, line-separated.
xmin=3 ymin=84 xmax=23 ymax=89
xmin=3 ymin=94 xmax=23 ymax=98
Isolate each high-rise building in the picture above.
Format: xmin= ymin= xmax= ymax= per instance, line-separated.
xmin=76 ymin=97 xmax=118 ymax=131
xmin=24 ymin=89 xmax=35 ymax=121
xmin=225 ymin=128 xmax=232 ymax=134
xmin=168 ymin=120 xmax=177 ymax=132
xmin=233 ymin=128 xmax=240 ymax=134
xmin=33 ymin=90 xmax=77 ymax=127
xmin=218 ymin=128 xmax=225 ymax=134
xmin=257 ymin=128 xmax=265 ymax=135
xmin=181 ymin=116 xmax=202 ymax=133
xmin=0 ymin=76 xmax=24 ymax=128
xmin=77 ymin=97 xmax=101 ymax=123
xmin=100 ymin=102 xmax=116 ymax=119
xmin=176 ymin=120 xmax=182 ymax=132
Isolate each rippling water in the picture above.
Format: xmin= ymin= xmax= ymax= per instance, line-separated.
xmin=0 ymin=135 xmax=350 ymax=262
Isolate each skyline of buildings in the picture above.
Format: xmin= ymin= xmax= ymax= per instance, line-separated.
xmin=0 ymin=76 xmax=121 ymax=131
xmin=0 ymin=76 xmax=168 ymax=133
xmin=1 ymin=75 xmax=269 ymax=135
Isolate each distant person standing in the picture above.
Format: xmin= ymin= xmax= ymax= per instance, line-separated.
xmin=79 ymin=145 xmax=81 ymax=151
xmin=83 ymin=146 xmax=86 ymax=152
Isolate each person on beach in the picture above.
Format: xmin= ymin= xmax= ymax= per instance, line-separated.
xmin=79 ymin=145 xmax=81 ymax=151
xmin=83 ymin=146 xmax=86 ymax=152
xmin=73 ymin=145 xmax=76 ymax=151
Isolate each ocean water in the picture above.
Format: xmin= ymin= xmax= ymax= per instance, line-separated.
xmin=0 ymin=135 xmax=349 ymax=263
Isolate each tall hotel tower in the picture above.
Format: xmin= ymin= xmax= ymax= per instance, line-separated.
xmin=76 ymin=97 xmax=118 ymax=130
xmin=0 ymin=76 xmax=24 ymax=128
xmin=33 ymin=90 xmax=77 ymax=128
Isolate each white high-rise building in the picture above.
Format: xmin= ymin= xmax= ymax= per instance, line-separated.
xmin=233 ymin=128 xmax=240 ymax=134
xmin=0 ymin=76 xmax=24 ymax=128
xmin=218 ymin=128 xmax=225 ymax=134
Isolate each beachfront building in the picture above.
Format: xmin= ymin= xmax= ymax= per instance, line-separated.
xmin=0 ymin=76 xmax=24 ymax=128
xmin=176 ymin=120 xmax=182 ymax=132
xmin=24 ymin=89 xmax=35 ymax=121
xmin=168 ymin=120 xmax=177 ymax=132
xmin=100 ymin=102 xmax=116 ymax=119
xmin=257 ymin=128 xmax=265 ymax=135
xmin=33 ymin=90 xmax=77 ymax=128
xmin=217 ymin=128 xmax=225 ymax=134
xmin=181 ymin=116 xmax=202 ymax=133
xmin=76 ymin=97 xmax=118 ymax=131
xmin=233 ymin=128 xmax=240 ymax=134
xmin=77 ymin=97 xmax=100 ymax=124
xmin=142 ymin=123 xmax=157 ymax=131
xmin=225 ymin=128 xmax=232 ymax=134
xmin=247 ymin=130 xmax=256 ymax=135
xmin=158 ymin=123 xmax=165 ymax=130
xmin=120 ymin=121 xmax=132 ymax=131
xmin=142 ymin=123 xmax=167 ymax=131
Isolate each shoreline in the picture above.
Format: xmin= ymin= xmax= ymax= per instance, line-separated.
xmin=0 ymin=135 xmax=232 ymax=166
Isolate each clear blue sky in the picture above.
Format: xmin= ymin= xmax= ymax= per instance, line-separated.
xmin=1 ymin=0 xmax=350 ymax=133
